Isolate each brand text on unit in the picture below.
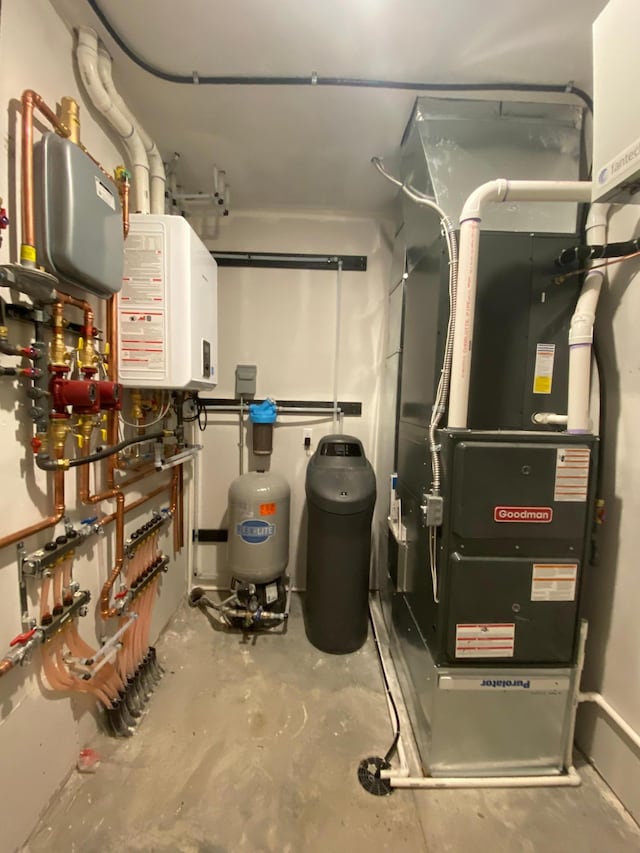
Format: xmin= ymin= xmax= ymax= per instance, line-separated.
xmin=493 ymin=506 xmax=553 ymax=523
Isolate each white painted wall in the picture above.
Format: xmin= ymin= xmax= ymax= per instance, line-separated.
xmin=193 ymin=211 xmax=391 ymax=590
xmin=576 ymin=202 xmax=640 ymax=823
xmin=0 ymin=3 xmax=189 ymax=850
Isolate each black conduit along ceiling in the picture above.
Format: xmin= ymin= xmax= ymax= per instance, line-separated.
xmin=86 ymin=0 xmax=593 ymax=113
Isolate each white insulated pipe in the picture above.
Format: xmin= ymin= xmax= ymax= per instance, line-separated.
xmin=532 ymin=413 xmax=569 ymax=426
xmin=389 ymin=767 xmax=581 ymax=789
xmin=447 ymin=180 xmax=593 ymax=429
xmin=566 ymin=205 xmax=610 ymax=433
xmin=578 ymin=692 xmax=640 ymax=752
xmin=97 ymin=45 xmax=166 ymax=214
xmin=76 ymin=27 xmax=150 ymax=214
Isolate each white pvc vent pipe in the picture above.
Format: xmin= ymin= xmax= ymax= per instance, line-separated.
xmin=566 ymin=205 xmax=610 ymax=433
xmin=447 ymin=180 xmax=593 ymax=429
xmin=97 ymin=45 xmax=166 ymax=215
xmin=76 ymin=27 xmax=150 ymax=214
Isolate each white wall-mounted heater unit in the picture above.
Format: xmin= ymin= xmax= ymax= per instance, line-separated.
xmin=118 ymin=215 xmax=218 ymax=390
xmin=593 ymin=0 xmax=640 ymax=203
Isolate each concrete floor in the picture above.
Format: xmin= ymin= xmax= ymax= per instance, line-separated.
xmin=24 ymin=596 xmax=640 ymax=853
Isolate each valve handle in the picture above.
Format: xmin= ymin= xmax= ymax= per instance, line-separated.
xmin=10 ymin=628 xmax=37 ymax=647
xmin=114 ymin=589 xmax=128 ymax=601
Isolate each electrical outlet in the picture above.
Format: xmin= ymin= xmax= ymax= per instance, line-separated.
xmin=303 ymin=428 xmax=312 ymax=451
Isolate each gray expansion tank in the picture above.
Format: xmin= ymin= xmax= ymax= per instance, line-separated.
xmin=304 ymin=435 xmax=376 ymax=654
xmin=227 ymin=471 xmax=290 ymax=584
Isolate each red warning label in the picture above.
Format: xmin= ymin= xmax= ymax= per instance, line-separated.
xmin=494 ymin=506 xmax=553 ymax=523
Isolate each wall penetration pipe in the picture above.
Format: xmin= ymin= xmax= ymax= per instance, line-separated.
xmin=447 ymin=180 xmax=593 ymax=429
xmin=578 ymin=692 xmax=640 ymax=752
xmin=97 ymin=45 xmax=166 ymax=214
xmin=76 ymin=27 xmax=150 ymax=214
xmin=567 ymin=205 xmax=610 ymax=434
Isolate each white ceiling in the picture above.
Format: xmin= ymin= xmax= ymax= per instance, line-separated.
xmin=51 ymin=0 xmax=607 ymax=216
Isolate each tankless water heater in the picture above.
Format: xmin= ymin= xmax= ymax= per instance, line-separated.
xmin=118 ymin=214 xmax=217 ymax=390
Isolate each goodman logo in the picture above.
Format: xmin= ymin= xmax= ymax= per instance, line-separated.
xmin=494 ymin=506 xmax=553 ymax=523
xmin=480 ymin=679 xmax=530 ymax=689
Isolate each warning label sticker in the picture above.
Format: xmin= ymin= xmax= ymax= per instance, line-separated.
xmin=554 ymin=446 xmax=590 ymax=502
xmin=95 ymin=176 xmax=116 ymax=210
xmin=533 ymin=343 xmax=555 ymax=394
xmin=119 ymin=310 xmax=166 ymax=373
xmin=531 ymin=563 xmax=578 ymax=601
xmin=121 ymin=233 xmax=165 ymax=305
xmin=455 ymin=623 xmax=515 ymax=658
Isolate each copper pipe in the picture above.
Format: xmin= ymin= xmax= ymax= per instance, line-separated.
xmin=57 ymin=291 xmax=94 ymax=340
xmin=40 ymin=573 xmax=52 ymax=622
xmin=99 ymin=480 xmax=173 ymax=528
xmin=116 ymin=171 xmax=130 ymax=239
xmin=52 ymin=563 xmax=63 ymax=611
xmin=108 ymin=295 xmax=119 ymax=383
xmin=21 ymin=90 xmax=70 ymax=258
xmin=100 ymin=492 xmax=126 ymax=619
xmin=80 ymin=463 xmax=156 ymax=507
xmin=0 ymin=469 xmax=64 ymax=550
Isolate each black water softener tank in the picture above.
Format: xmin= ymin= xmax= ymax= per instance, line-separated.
xmin=304 ymin=435 xmax=376 ymax=653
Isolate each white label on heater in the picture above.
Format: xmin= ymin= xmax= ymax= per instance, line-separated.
xmin=554 ymin=447 xmax=590 ymax=503
xmin=265 ymin=583 xmax=278 ymax=605
xmin=95 ymin=176 xmax=116 ymax=210
xmin=121 ymin=233 xmax=165 ymax=304
xmin=531 ymin=563 xmax=578 ymax=602
xmin=119 ymin=310 xmax=166 ymax=372
xmin=533 ymin=343 xmax=555 ymax=394
xmin=455 ymin=623 xmax=515 ymax=658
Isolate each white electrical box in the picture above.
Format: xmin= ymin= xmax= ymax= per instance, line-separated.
xmin=593 ymin=0 xmax=640 ymax=203
xmin=118 ymin=215 xmax=217 ymax=389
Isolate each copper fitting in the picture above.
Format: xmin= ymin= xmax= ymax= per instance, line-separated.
xmin=50 ymin=302 xmax=68 ymax=369
xmin=0 ymin=659 xmax=14 ymax=677
xmin=130 ymin=389 xmax=144 ymax=424
xmin=59 ymin=97 xmax=80 ymax=145
xmin=56 ymin=292 xmax=97 ymax=377
xmin=50 ymin=417 xmax=70 ymax=460
xmin=114 ymin=166 xmax=130 ymax=239
xmin=74 ymin=414 xmax=96 ymax=450
xmin=0 ymin=466 xmax=65 ymax=550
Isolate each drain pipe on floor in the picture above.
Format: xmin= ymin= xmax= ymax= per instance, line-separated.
xmin=369 ymin=616 xmax=588 ymax=792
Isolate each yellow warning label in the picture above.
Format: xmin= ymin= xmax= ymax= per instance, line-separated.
xmin=532 ymin=343 xmax=555 ymax=395
xmin=533 ymin=376 xmax=552 ymax=394
xmin=20 ymin=244 xmax=36 ymax=264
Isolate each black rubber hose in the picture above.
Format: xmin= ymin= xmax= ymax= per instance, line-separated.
xmin=35 ymin=431 xmax=165 ymax=470
xmin=368 ymin=603 xmax=401 ymax=764
xmin=0 ymin=366 xmax=18 ymax=376
xmin=86 ymin=0 xmax=593 ymax=114
xmin=558 ymin=238 xmax=640 ymax=267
